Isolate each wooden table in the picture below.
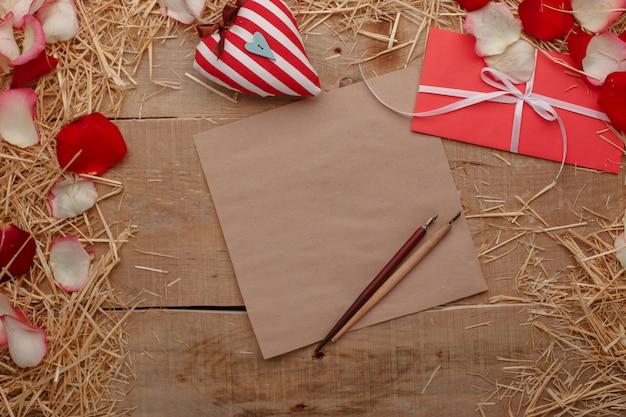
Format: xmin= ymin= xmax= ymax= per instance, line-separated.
xmin=105 ymin=17 xmax=625 ymax=417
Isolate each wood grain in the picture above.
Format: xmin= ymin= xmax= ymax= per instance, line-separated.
xmin=103 ymin=117 xmax=625 ymax=310
xmin=122 ymin=305 xmax=532 ymax=417
xmin=100 ymin=15 xmax=626 ymax=416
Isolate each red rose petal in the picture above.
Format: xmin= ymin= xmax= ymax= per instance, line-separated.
xmin=56 ymin=112 xmax=127 ymax=175
xmin=598 ymin=71 xmax=626 ymax=133
xmin=518 ymin=0 xmax=574 ymax=41
xmin=0 ymin=223 xmax=36 ymax=282
xmin=455 ymin=0 xmax=490 ymax=11
xmin=10 ymin=50 xmax=58 ymax=88
xmin=568 ymin=25 xmax=593 ymax=68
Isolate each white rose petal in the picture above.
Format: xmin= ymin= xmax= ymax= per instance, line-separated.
xmin=464 ymin=2 xmax=522 ymax=57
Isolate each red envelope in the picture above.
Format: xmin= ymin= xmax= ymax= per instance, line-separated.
xmin=412 ymin=28 xmax=624 ymax=174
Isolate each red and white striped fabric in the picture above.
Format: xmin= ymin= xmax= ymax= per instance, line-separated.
xmin=194 ymin=0 xmax=321 ymax=97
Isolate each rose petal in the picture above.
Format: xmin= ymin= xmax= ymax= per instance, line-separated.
xmin=568 ymin=25 xmax=594 ymax=68
xmin=0 ymin=87 xmax=39 ymax=147
xmin=582 ymin=32 xmax=626 ymax=86
xmin=49 ymin=236 xmax=93 ymax=292
xmin=1 ymin=314 xmax=46 ymax=368
xmin=518 ymin=0 xmax=575 ymax=41
xmin=0 ymin=292 xmax=26 ymax=345
xmin=484 ymin=39 xmax=537 ymax=83
xmin=36 ymin=0 xmax=79 ymax=43
xmin=10 ymin=50 xmax=58 ymax=87
xmin=5 ymin=0 xmax=46 ymax=28
xmin=464 ymin=2 xmax=522 ymax=57
xmin=572 ymin=0 xmax=626 ymax=33
xmin=9 ymin=14 xmax=46 ymax=66
xmin=598 ymin=71 xmax=626 ymax=132
xmin=48 ymin=178 xmax=98 ymax=219
xmin=56 ymin=113 xmax=128 ymax=175
xmin=3 ymin=0 xmax=28 ymax=28
xmin=0 ymin=223 xmax=36 ymax=282
xmin=454 ymin=0 xmax=490 ymax=12
xmin=158 ymin=0 xmax=205 ymax=24
xmin=615 ymin=231 xmax=626 ymax=269
xmin=0 ymin=12 xmax=20 ymax=73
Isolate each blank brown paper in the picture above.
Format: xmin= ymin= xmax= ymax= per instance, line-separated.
xmin=194 ymin=65 xmax=488 ymax=359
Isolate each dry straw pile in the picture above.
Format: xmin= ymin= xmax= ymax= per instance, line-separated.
xmin=484 ymin=212 xmax=626 ymax=417
xmin=0 ymin=0 xmax=625 ymax=416
xmin=0 ymin=1 xmax=176 ymax=415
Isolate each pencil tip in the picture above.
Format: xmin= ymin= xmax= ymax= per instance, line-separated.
xmin=448 ymin=210 xmax=462 ymax=225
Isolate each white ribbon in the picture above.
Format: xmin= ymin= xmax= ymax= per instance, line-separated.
xmin=359 ymin=63 xmax=611 ymax=181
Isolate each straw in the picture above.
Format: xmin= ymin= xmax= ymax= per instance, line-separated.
xmin=2 ymin=1 xmax=624 ymax=415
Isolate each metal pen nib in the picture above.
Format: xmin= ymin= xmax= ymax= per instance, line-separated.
xmin=448 ymin=211 xmax=462 ymax=225
xmin=424 ymin=215 xmax=438 ymax=229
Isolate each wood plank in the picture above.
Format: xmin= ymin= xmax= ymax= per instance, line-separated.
xmin=102 ymin=118 xmax=242 ymax=307
xmin=121 ymin=305 xmax=532 ymax=416
xmin=103 ymin=118 xmax=625 ymax=309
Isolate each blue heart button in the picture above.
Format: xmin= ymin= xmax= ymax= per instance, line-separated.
xmin=245 ymin=31 xmax=276 ymax=60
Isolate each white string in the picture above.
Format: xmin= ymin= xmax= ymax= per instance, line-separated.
xmin=357 ymin=62 xmax=614 ymax=182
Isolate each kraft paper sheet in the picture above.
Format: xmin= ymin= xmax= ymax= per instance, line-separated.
xmin=194 ymin=65 xmax=488 ymax=359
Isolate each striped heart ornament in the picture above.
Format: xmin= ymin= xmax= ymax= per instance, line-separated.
xmin=194 ymin=0 xmax=321 ymax=97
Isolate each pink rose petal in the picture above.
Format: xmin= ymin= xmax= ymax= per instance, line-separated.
xmin=158 ymin=0 xmax=205 ymax=24
xmin=9 ymin=14 xmax=46 ymax=66
xmin=0 ymin=292 xmax=26 ymax=345
xmin=1 ymin=314 xmax=46 ymax=368
xmin=50 ymin=236 xmax=93 ymax=292
xmin=616 ymin=231 xmax=626 ymax=269
xmin=36 ymin=0 xmax=79 ymax=43
xmin=6 ymin=0 xmax=46 ymax=28
xmin=582 ymin=32 xmax=626 ymax=85
xmin=484 ymin=39 xmax=537 ymax=84
xmin=572 ymin=0 xmax=626 ymax=33
xmin=48 ymin=178 xmax=98 ymax=219
xmin=0 ymin=12 xmax=20 ymax=73
xmin=464 ymin=2 xmax=521 ymax=57
xmin=2 ymin=0 xmax=27 ymax=28
xmin=0 ymin=87 xmax=39 ymax=148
